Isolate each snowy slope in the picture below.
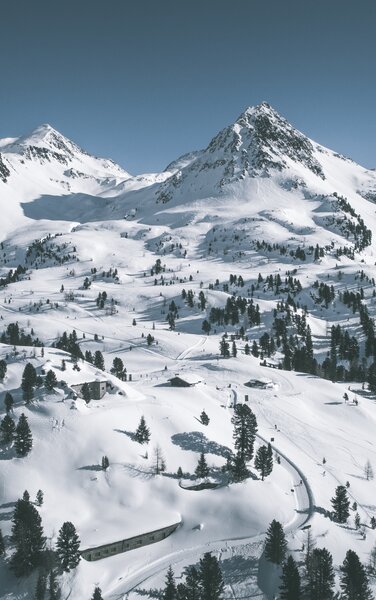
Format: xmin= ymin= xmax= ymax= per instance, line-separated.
xmin=1 ymin=105 xmax=376 ymax=599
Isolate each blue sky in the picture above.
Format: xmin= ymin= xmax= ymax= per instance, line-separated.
xmin=1 ymin=0 xmax=375 ymax=174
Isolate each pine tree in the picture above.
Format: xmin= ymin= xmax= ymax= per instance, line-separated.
xmin=111 ymin=357 xmax=124 ymax=379
xmin=91 ymin=587 xmax=103 ymax=600
xmin=4 ymin=391 xmax=14 ymax=412
xmin=36 ymin=489 xmax=44 ymax=506
xmin=81 ymin=382 xmax=91 ymax=403
xmin=14 ymin=413 xmax=33 ymax=457
xmin=232 ymin=403 xmax=258 ymax=461
xmin=219 ymin=337 xmax=230 ymax=358
xmin=0 ymin=413 xmax=16 ymax=443
xmin=35 ymin=571 xmax=47 ymax=600
xmin=164 ymin=565 xmax=177 ymax=600
xmin=101 ymin=455 xmax=109 ymax=471
xmin=331 ymin=485 xmax=350 ymax=523
xmin=340 ymin=549 xmax=372 ymax=600
xmin=22 ymin=362 xmax=37 ymax=402
xmin=228 ymin=451 xmax=249 ymax=482
xmin=23 ymin=489 xmax=30 ymax=502
xmin=200 ymin=410 xmax=210 ymax=425
xmin=0 ymin=358 xmax=7 ymax=381
xmin=306 ymin=547 xmax=335 ymax=600
xmin=10 ymin=498 xmax=46 ymax=576
xmin=135 ymin=415 xmax=150 ymax=444
xmin=182 ymin=565 xmax=200 ymax=600
xmin=364 ymin=459 xmax=374 ymax=481
xmin=279 ymin=555 xmax=301 ymax=600
xmin=264 ymin=519 xmax=287 ymax=565
xmin=199 ymin=552 xmax=224 ymax=600
xmin=45 ymin=370 xmax=58 ymax=391
xmin=195 ymin=453 xmax=209 ymax=478
xmin=47 ymin=570 xmax=60 ymax=600
xmin=94 ymin=350 xmax=105 ymax=370
xmin=254 ymin=444 xmax=273 ymax=480
xmin=56 ymin=521 xmax=81 ymax=572
xmin=0 ymin=527 xmax=5 ymax=556
xmin=231 ymin=341 xmax=237 ymax=357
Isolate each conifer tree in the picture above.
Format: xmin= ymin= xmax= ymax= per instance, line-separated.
xmin=36 ymin=489 xmax=44 ymax=506
xmin=23 ymin=489 xmax=30 ymax=502
xmin=279 ymin=555 xmax=301 ymax=600
xmin=81 ymin=382 xmax=91 ymax=403
xmin=254 ymin=444 xmax=273 ymax=480
xmin=35 ymin=571 xmax=47 ymax=600
xmin=91 ymin=587 xmax=103 ymax=600
xmin=195 ymin=453 xmax=209 ymax=478
xmin=135 ymin=415 xmax=150 ymax=444
xmin=232 ymin=403 xmax=258 ymax=461
xmin=340 ymin=549 xmax=372 ymax=600
xmin=45 ymin=370 xmax=58 ymax=391
xmin=219 ymin=337 xmax=230 ymax=358
xmin=101 ymin=455 xmax=109 ymax=471
xmin=182 ymin=565 xmax=200 ymax=600
xmin=0 ymin=527 xmax=5 ymax=556
xmin=0 ymin=413 xmax=16 ymax=443
xmin=228 ymin=451 xmax=249 ymax=482
xmin=331 ymin=485 xmax=350 ymax=523
xmin=4 ymin=391 xmax=14 ymax=412
xmin=164 ymin=565 xmax=177 ymax=600
xmin=306 ymin=547 xmax=335 ymax=600
xmin=199 ymin=552 xmax=224 ymax=600
xmin=264 ymin=519 xmax=287 ymax=565
xmin=0 ymin=358 xmax=7 ymax=381
xmin=15 ymin=413 xmax=33 ymax=457
xmin=48 ymin=570 xmax=60 ymax=600
xmin=111 ymin=357 xmax=124 ymax=379
xmin=10 ymin=498 xmax=46 ymax=576
xmin=22 ymin=362 xmax=37 ymax=402
xmin=94 ymin=350 xmax=105 ymax=370
xmin=56 ymin=521 xmax=81 ymax=572
xmin=200 ymin=410 xmax=210 ymax=425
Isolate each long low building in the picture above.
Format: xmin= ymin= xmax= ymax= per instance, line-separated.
xmin=81 ymin=521 xmax=181 ymax=561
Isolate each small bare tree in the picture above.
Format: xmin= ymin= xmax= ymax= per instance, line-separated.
xmin=153 ymin=444 xmax=166 ymax=475
xmin=365 ymin=459 xmax=374 ymax=481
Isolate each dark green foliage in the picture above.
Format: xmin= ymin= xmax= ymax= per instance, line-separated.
xmin=10 ymin=498 xmax=46 ymax=576
xmin=264 ymin=519 xmax=287 ymax=565
xmin=15 ymin=413 xmax=33 ymax=457
xmin=23 ymin=490 xmax=30 ymax=502
xmin=91 ymin=587 xmax=103 ymax=600
xmin=199 ymin=552 xmax=224 ymax=600
xmin=36 ymin=490 xmax=44 ymax=506
xmin=56 ymin=330 xmax=83 ymax=361
xmin=228 ymin=451 xmax=249 ymax=482
xmin=22 ymin=362 xmax=37 ymax=402
xmin=279 ymin=555 xmax=301 ymax=600
xmin=101 ymin=455 xmax=109 ymax=471
xmin=232 ymin=403 xmax=258 ymax=461
xmin=181 ymin=565 xmax=200 ymax=600
xmin=45 ymin=370 xmax=58 ymax=391
xmin=306 ymin=548 xmax=335 ymax=600
xmin=4 ymin=391 xmax=14 ymax=412
xmin=340 ymin=549 xmax=372 ymax=599
xmin=47 ymin=570 xmax=60 ymax=600
xmin=195 ymin=453 xmax=209 ymax=478
xmin=0 ymin=413 xmax=15 ymax=443
xmin=111 ymin=357 xmax=126 ymax=379
xmin=135 ymin=415 xmax=150 ymax=444
xmin=219 ymin=337 xmax=230 ymax=358
xmin=35 ymin=571 xmax=47 ymax=600
xmin=164 ymin=565 xmax=177 ymax=600
xmin=56 ymin=521 xmax=81 ymax=572
xmin=254 ymin=444 xmax=273 ymax=480
xmin=331 ymin=485 xmax=350 ymax=523
xmin=94 ymin=350 xmax=105 ymax=370
xmin=0 ymin=358 xmax=7 ymax=380
xmin=81 ymin=382 xmax=91 ymax=403
xmin=0 ymin=321 xmax=42 ymax=346
xmin=200 ymin=410 xmax=210 ymax=425
xmin=0 ymin=527 xmax=5 ymax=556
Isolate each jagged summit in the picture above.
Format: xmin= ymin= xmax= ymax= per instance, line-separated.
xmin=157 ymin=102 xmax=325 ymax=204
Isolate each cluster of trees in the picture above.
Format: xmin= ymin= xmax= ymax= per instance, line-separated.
xmin=209 ymin=296 xmax=260 ymax=328
xmin=0 ymin=264 xmax=26 ymax=288
xmin=0 ymin=412 xmax=33 ymax=456
xmin=0 ymin=322 xmax=42 ymax=346
xmin=334 ymin=193 xmax=372 ymax=251
xmin=162 ymin=553 xmax=223 ymax=600
xmin=312 ymin=280 xmax=335 ymax=308
xmin=85 ymin=349 xmax=105 ymax=370
xmin=55 ymin=330 xmax=83 ymax=361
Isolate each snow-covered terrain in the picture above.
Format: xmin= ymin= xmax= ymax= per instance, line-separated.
xmin=1 ymin=103 xmax=376 ymax=598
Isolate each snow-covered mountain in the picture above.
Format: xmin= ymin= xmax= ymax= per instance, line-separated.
xmin=2 ymin=105 xmax=376 ymax=599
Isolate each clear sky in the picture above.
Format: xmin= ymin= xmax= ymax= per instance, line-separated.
xmin=1 ymin=0 xmax=375 ymax=174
